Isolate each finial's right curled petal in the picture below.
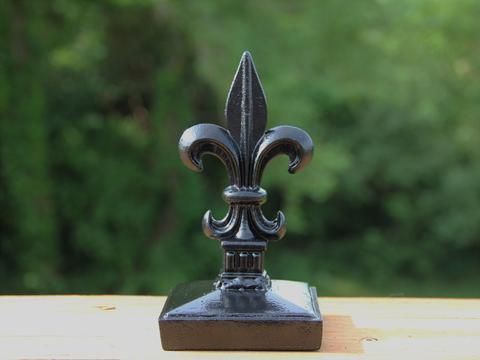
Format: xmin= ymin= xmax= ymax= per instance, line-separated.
xmin=249 ymin=208 xmax=286 ymax=242
xmin=252 ymin=125 xmax=314 ymax=185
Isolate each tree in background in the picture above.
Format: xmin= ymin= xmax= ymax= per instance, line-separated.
xmin=0 ymin=1 xmax=58 ymax=291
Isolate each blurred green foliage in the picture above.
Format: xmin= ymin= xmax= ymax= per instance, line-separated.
xmin=1 ymin=0 xmax=479 ymax=296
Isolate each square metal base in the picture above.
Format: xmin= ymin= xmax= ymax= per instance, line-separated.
xmin=159 ymin=279 xmax=322 ymax=350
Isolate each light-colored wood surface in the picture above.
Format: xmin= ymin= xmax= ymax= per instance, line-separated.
xmin=0 ymin=296 xmax=479 ymax=359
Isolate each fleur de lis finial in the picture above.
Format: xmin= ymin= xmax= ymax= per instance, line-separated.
xmin=179 ymin=51 xmax=313 ymax=290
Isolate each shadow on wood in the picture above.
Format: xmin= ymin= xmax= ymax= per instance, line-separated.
xmin=320 ymin=314 xmax=372 ymax=354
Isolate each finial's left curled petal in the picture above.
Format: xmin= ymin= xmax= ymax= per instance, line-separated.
xmin=179 ymin=124 xmax=241 ymax=184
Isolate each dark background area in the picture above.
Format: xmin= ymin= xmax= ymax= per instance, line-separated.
xmin=1 ymin=0 xmax=479 ymax=296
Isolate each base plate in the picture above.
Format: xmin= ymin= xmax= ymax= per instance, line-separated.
xmin=159 ymin=279 xmax=322 ymax=350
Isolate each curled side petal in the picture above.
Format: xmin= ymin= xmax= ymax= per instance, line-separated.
xmin=249 ymin=208 xmax=286 ymax=242
xmin=252 ymin=125 xmax=314 ymax=185
xmin=179 ymin=124 xmax=241 ymax=184
xmin=202 ymin=207 xmax=240 ymax=240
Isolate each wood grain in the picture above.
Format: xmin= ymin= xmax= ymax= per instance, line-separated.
xmin=0 ymin=296 xmax=479 ymax=359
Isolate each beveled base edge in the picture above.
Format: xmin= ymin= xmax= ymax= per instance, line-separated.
xmin=160 ymin=318 xmax=322 ymax=351
xmin=159 ymin=280 xmax=322 ymax=351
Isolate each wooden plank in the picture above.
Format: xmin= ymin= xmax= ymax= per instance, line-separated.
xmin=0 ymin=296 xmax=479 ymax=359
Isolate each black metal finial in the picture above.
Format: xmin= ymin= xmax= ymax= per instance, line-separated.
xmin=178 ymin=51 xmax=314 ymax=290
xmin=160 ymin=53 xmax=322 ymax=351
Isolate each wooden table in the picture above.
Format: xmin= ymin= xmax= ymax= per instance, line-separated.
xmin=1 ymin=296 xmax=479 ymax=359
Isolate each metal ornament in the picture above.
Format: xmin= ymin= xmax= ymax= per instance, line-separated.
xmin=159 ymin=52 xmax=322 ymax=351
